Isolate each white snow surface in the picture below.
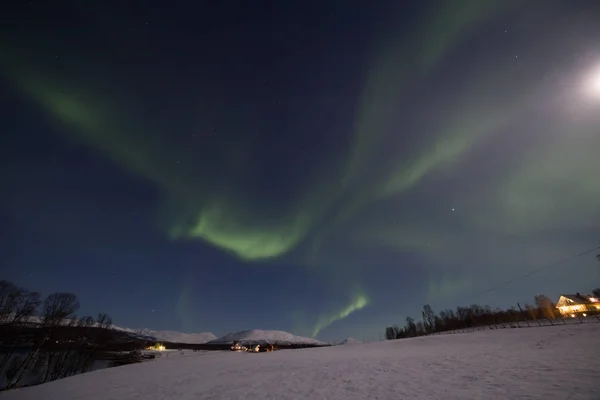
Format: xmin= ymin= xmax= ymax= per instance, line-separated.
xmin=208 ymin=329 xmax=327 ymax=345
xmin=338 ymin=337 xmax=362 ymax=345
xmin=5 ymin=323 xmax=600 ymax=400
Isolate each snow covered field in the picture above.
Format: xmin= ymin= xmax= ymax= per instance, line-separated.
xmin=4 ymin=323 xmax=599 ymax=400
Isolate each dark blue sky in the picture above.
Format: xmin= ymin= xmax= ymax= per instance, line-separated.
xmin=2 ymin=0 xmax=600 ymax=342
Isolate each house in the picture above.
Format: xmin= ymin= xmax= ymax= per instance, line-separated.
xmin=147 ymin=343 xmax=166 ymax=351
xmin=247 ymin=343 xmax=275 ymax=353
xmin=230 ymin=341 xmax=246 ymax=351
xmin=230 ymin=340 xmax=278 ymax=353
xmin=556 ymin=293 xmax=600 ymax=317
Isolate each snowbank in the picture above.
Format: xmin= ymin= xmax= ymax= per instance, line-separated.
xmin=4 ymin=323 xmax=599 ymax=400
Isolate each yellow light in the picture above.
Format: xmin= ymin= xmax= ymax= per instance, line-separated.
xmin=582 ymin=313 xmax=587 ymax=317
xmin=570 ymin=314 xmax=575 ymax=318
xmin=589 ymin=297 xmax=598 ymax=303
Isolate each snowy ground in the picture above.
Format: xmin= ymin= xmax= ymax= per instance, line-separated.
xmin=141 ymin=349 xmax=206 ymax=359
xmin=4 ymin=323 xmax=599 ymax=400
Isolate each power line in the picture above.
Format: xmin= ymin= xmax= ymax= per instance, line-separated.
xmin=380 ymin=245 xmax=600 ymax=340
xmin=472 ymin=245 xmax=600 ymax=299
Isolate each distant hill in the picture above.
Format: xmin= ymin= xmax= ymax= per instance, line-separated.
xmin=17 ymin=319 xmax=322 ymax=347
xmin=338 ymin=338 xmax=361 ymax=345
xmin=114 ymin=327 xmax=217 ymax=344
xmin=208 ymin=329 xmax=328 ymax=345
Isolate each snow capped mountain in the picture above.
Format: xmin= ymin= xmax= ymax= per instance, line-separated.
xmin=136 ymin=329 xmax=217 ymax=344
xmin=113 ymin=326 xmax=217 ymax=344
xmin=209 ymin=329 xmax=328 ymax=345
xmin=338 ymin=338 xmax=361 ymax=345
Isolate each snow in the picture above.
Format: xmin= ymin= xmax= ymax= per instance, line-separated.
xmin=134 ymin=329 xmax=216 ymax=344
xmin=141 ymin=349 xmax=207 ymax=359
xmin=113 ymin=327 xmax=217 ymax=344
xmin=338 ymin=337 xmax=362 ymax=345
xmin=208 ymin=329 xmax=327 ymax=345
xmin=4 ymin=323 xmax=599 ymax=399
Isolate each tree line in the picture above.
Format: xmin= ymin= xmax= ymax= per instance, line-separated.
xmin=0 ymin=279 xmax=116 ymax=390
xmin=385 ymin=289 xmax=600 ymax=341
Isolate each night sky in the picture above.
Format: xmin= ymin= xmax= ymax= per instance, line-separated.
xmin=2 ymin=0 xmax=600 ymax=342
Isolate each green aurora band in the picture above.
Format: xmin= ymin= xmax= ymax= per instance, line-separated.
xmin=3 ymin=0 xmax=600 ymax=335
xmin=312 ymin=294 xmax=370 ymax=337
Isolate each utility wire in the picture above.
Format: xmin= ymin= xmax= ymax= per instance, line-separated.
xmin=472 ymin=244 xmax=600 ymax=299
xmin=381 ymin=245 xmax=599 ymax=338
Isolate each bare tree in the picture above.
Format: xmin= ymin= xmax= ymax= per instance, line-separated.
xmin=77 ymin=316 xmax=94 ymax=328
xmin=0 ymin=284 xmax=40 ymax=374
xmin=97 ymin=313 xmax=113 ymax=330
xmin=68 ymin=315 xmax=78 ymax=327
xmin=0 ymin=280 xmax=20 ymax=323
xmin=422 ymin=305 xmax=436 ymax=333
xmin=415 ymin=320 xmax=425 ymax=336
xmin=10 ymin=293 xmax=79 ymax=389
xmin=10 ymin=290 xmax=41 ymax=326
xmin=42 ymin=293 xmax=80 ymax=327
xmin=534 ymin=294 xmax=557 ymax=319
xmin=405 ymin=317 xmax=416 ymax=336
xmin=385 ymin=326 xmax=396 ymax=340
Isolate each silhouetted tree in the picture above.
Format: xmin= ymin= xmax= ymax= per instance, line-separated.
xmin=534 ymin=294 xmax=557 ymax=319
xmin=415 ymin=320 xmax=425 ymax=336
xmin=97 ymin=313 xmax=113 ymax=330
xmin=0 ymin=280 xmax=41 ymax=326
xmin=42 ymin=293 xmax=80 ymax=327
xmin=10 ymin=293 xmax=80 ymax=389
xmin=524 ymin=304 xmax=538 ymax=319
xmin=0 ymin=282 xmax=41 ymax=374
xmin=68 ymin=315 xmax=78 ymax=327
xmin=422 ymin=305 xmax=436 ymax=333
xmin=385 ymin=326 xmax=396 ymax=340
xmin=0 ymin=280 xmax=19 ymax=323
xmin=12 ymin=290 xmax=41 ymax=326
xmin=405 ymin=317 xmax=416 ymax=336
xmin=592 ymin=288 xmax=600 ymax=298
xmin=77 ymin=316 xmax=94 ymax=328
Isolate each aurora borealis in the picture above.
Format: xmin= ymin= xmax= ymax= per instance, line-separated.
xmin=2 ymin=0 xmax=600 ymax=341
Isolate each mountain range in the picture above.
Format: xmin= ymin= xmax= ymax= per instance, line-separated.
xmin=114 ymin=326 xmax=328 ymax=345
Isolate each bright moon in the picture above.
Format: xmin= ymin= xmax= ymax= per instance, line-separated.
xmin=582 ymin=64 xmax=600 ymax=98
